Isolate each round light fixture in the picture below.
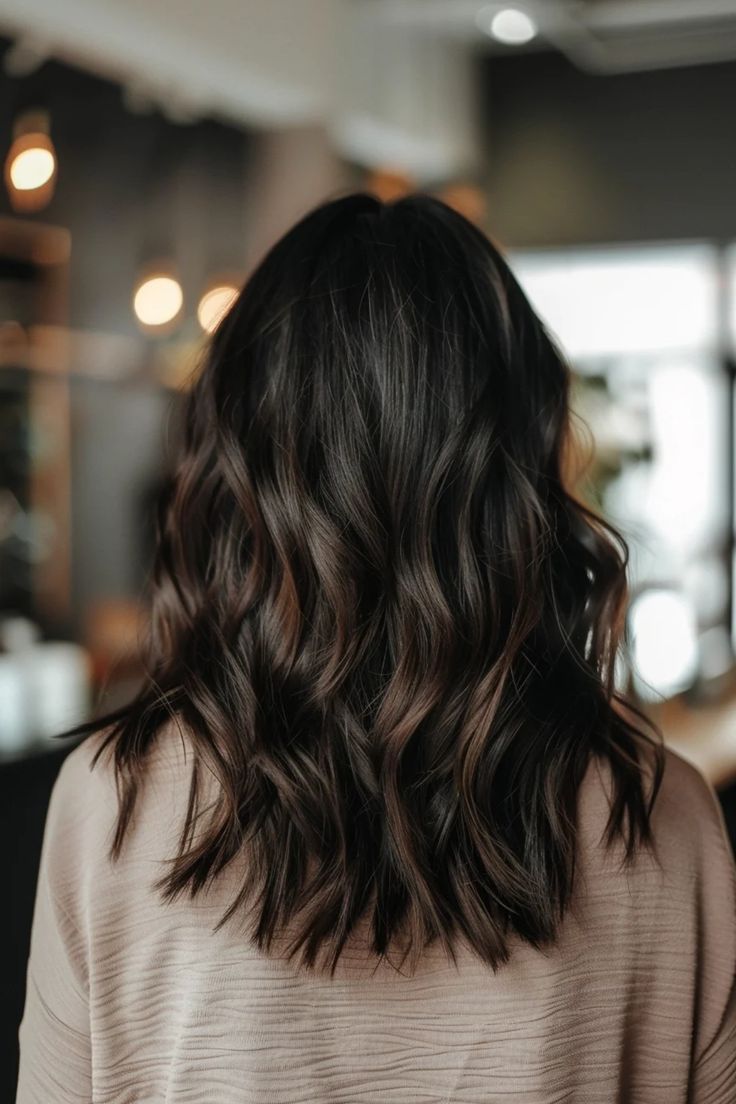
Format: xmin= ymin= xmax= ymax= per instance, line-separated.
xmin=9 ymin=145 xmax=55 ymax=190
xmin=133 ymin=273 xmax=183 ymax=330
xmin=197 ymin=283 xmax=238 ymax=334
xmin=477 ymin=7 xmax=538 ymax=45
xmin=4 ymin=110 xmax=57 ymax=212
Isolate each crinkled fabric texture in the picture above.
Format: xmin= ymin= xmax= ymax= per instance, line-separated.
xmin=16 ymin=721 xmax=736 ymax=1103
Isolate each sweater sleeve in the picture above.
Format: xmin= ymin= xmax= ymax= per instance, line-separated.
xmin=688 ymin=763 xmax=736 ymax=1103
xmin=15 ymin=742 xmax=98 ymax=1104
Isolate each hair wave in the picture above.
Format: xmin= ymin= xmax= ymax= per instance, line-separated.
xmin=64 ymin=192 xmax=665 ymax=975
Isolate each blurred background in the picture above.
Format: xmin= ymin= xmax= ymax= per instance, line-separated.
xmin=3 ymin=0 xmax=736 ymax=1091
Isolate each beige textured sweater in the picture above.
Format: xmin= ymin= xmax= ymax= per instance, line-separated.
xmin=16 ymin=722 xmax=736 ymax=1103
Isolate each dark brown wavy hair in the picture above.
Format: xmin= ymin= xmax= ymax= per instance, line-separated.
xmin=63 ymin=192 xmax=665 ymax=976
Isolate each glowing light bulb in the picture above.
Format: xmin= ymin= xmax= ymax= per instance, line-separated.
xmin=5 ymin=112 xmax=57 ymax=212
xmin=197 ymin=284 xmax=238 ymax=333
xmin=133 ymin=274 xmax=183 ymax=328
xmin=9 ymin=145 xmax=55 ymax=190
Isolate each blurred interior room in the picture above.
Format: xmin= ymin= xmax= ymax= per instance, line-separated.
xmin=3 ymin=0 xmax=736 ymax=1092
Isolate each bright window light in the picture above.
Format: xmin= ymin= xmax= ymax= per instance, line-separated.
xmin=645 ymin=363 xmax=728 ymax=556
xmin=629 ymin=588 xmax=699 ymax=701
xmin=511 ymin=245 xmax=718 ymax=360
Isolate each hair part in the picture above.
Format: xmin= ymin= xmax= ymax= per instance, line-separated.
xmin=64 ymin=192 xmax=665 ymax=976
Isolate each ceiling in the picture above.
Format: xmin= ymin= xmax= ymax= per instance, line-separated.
xmin=0 ymin=0 xmax=735 ymax=175
xmin=381 ymin=0 xmax=736 ymax=69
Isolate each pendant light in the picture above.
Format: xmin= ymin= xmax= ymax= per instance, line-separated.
xmin=5 ymin=109 xmax=57 ymax=213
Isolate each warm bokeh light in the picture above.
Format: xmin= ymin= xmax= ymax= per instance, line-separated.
xmin=478 ymin=7 xmax=538 ymax=45
xmin=197 ymin=284 xmax=238 ymax=333
xmin=438 ymin=183 xmax=487 ymax=225
xmin=9 ymin=145 xmax=55 ymax=190
xmin=4 ymin=113 xmax=57 ymax=213
xmin=365 ymin=168 xmax=415 ymax=202
xmin=133 ymin=274 xmax=183 ymax=329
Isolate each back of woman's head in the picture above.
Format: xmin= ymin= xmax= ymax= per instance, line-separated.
xmin=77 ymin=192 xmax=664 ymax=974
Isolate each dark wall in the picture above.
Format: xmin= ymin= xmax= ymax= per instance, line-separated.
xmin=481 ymin=52 xmax=736 ymax=247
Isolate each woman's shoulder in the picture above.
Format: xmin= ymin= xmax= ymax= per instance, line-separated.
xmin=52 ymin=721 xmax=736 ymax=910
xmin=648 ymin=743 xmax=729 ymax=835
xmin=48 ymin=717 xmax=198 ymax=868
xmin=55 ymin=714 xmax=195 ymax=796
xmin=576 ymin=739 xmax=735 ymax=899
xmin=58 ymin=722 xmax=731 ymax=867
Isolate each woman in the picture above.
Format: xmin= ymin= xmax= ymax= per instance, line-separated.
xmin=17 ymin=193 xmax=736 ymax=1102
